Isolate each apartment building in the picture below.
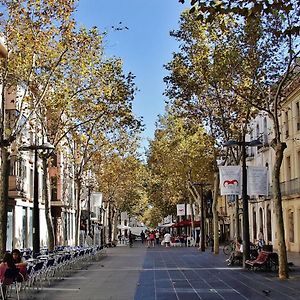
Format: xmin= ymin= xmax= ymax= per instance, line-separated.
xmin=225 ymin=82 xmax=300 ymax=253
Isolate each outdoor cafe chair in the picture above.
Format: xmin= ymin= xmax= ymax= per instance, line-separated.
xmin=0 ymin=268 xmax=21 ymax=300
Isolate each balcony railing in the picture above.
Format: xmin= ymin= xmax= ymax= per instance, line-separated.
xmin=281 ymin=178 xmax=300 ymax=196
xmin=269 ymin=178 xmax=300 ymax=197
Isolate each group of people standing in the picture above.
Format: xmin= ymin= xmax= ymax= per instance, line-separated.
xmin=140 ymin=230 xmax=160 ymax=247
xmin=140 ymin=230 xmax=174 ymax=248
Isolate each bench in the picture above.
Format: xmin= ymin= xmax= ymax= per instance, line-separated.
xmin=245 ymin=251 xmax=278 ymax=271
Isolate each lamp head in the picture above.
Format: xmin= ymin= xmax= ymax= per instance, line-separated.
xmin=247 ymin=139 xmax=262 ymax=147
xmin=223 ymin=140 xmax=240 ymax=147
xmin=41 ymin=142 xmax=55 ymax=150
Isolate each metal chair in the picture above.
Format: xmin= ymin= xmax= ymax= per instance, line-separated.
xmin=0 ymin=268 xmax=21 ymax=300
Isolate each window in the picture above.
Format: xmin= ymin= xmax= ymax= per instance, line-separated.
xmin=267 ymin=206 xmax=272 ymax=242
xmin=50 ymin=176 xmax=58 ymax=201
xmin=296 ymin=102 xmax=300 ymax=130
xmin=22 ymin=208 xmax=27 ymax=248
xmin=9 ymin=156 xmax=16 ymax=176
xmin=285 ymin=111 xmax=289 ymax=138
xmin=288 ymin=210 xmax=294 ymax=243
xmin=263 ymin=117 xmax=268 ymax=145
xmin=253 ymin=208 xmax=257 ymax=241
xmin=259 ymin=208 xmax=263 ymax=234
xmin=51 ymin=153 xmax=58 ymax=167
xmin=286 ymin=156 xmax=291 ymax=181
xmin=298 ymin=152 xmax=300 ymax=178
xmin=256 ymin=124 xmax=262 ymax=150
xmin=6 ymin=207 xmax=13 ymax=251
xmin=30 ymin=169 xmax=34 ymax=197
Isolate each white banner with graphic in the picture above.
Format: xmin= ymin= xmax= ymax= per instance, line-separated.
xmin=177 ymin=204 xmax=185 ymax=216
xmin=219 ymin=166 xmax=242 ymax=195
xmin=186 ymin=204 xmax=196 ymax=216
xmin=247 ymin=166 xmax=268 ymax=196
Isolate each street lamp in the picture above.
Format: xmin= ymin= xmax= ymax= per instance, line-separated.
xmin=85 ymin=172 xmax=95 ymax=238
xmin=224 ymin=137 xmax=262 ymax=267
xmin=19 ymin=142 xmax=55 ymax=257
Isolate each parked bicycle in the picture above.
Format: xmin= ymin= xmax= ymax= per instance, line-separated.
xmin=223 ymin=240 xmax=259 ymax=259
xmin=223 ymin=240 xmax=236 ymax=256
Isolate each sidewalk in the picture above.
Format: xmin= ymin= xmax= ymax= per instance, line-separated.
xmin=287 ymin=251 xmax=300 ymax=267
xmin=25 ymin=243 xmax=300 ymax=300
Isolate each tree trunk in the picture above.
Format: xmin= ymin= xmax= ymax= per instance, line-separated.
xmin=108 ymin=200 xmax=112 ymax=243
xmin=273 ymin=142 xmax=288 ymax=279
xmin=212 ymin=170 xmax=219 ymax=254
xmin=189 ymin=196 xmax=195 ymax=239
xmin=0 ymin=148 xmax=9 ymax=254
xmin=111 ymin=207 xmax=117 ymax=243
xmin=235 ymin=196 xmax=240 ymax=238
xmin=75 ymin=179 xmax=82 ymax=246
xmin=43 ymin=157 xmax=55 ymax=251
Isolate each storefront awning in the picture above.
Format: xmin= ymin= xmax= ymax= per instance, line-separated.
xmin=172 ymin=220 xmax=201 ymax=228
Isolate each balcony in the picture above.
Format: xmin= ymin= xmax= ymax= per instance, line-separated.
xmin=269 ymin=178 xmax=300 ymax=197
xmin=8 ymin=175 xmax=26 ymax=198
xmin=280 ymin=178 xmax=300 ymax=196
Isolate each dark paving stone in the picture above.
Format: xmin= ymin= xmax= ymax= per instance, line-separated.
xmin=21 ymin=243 xmax=300 ymax=300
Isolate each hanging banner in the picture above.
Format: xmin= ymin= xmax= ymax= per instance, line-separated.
xmin=247 ymin=166 xmax=268 ymax=196
xmin=177 ymin=204 xmax=185 ymax=216
xmin=91 ymin=192 xmax=103 ymax=207
xmin=219 ymin=166 xmax=242 ymax=195
xmin=186 ymin=204 xmax=196 ymax=216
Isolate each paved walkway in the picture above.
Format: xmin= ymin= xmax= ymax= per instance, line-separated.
xmin=26 ymin=243 xmax=300 ymax=300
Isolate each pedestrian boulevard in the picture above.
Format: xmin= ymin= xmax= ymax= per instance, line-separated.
xmin=27 ymin=243 xmax=300 ymax=300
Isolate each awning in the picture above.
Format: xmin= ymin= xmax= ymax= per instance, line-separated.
xmin=172 ymin=220 xmax=201 ymax=228
xmin=117 ymin=225 xmax=131 ymax=230
xmin=158 ymin=223 xmax=175 ymax=228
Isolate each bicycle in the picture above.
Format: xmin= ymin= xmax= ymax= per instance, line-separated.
xmin=223 ymin=240 xmax=235 ymax=256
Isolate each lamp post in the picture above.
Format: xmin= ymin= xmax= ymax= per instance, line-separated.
xmin=19 ymin=142 xmax=54 ymax=257
xmin=224 ymin=137 xmax=262 ymax=267
xmin=86 ymin=173 xmax=94 ymax=238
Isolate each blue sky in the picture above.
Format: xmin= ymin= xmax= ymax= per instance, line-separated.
xmin=75 ymin=0 xmax=189 ymax=152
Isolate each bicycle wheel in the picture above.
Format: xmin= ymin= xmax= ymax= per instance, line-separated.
xmin=223 ymin=244 xmax=232 ymax=256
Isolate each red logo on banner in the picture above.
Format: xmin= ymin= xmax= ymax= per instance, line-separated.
xmin=223 ymin=179 xmax=239 ymax=187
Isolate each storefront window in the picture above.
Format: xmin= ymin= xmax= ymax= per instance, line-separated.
xmin=6 ymin=207 xmax=13 ymax=251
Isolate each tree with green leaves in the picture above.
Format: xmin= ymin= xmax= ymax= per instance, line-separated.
xmin=0 ymin=0 xmax=142 ymax=253
xmin=43 ymin=50 xmax=141 ymax=248
xmin=0 ymin=0 xmax=78 ymax=255
xmin=147 ymin=109 xmax=214 ymax=233
xmin=92 ymin=131 xmax=145 ymax=244
xmin=164 ymin=10 xmax=254 ymax=254
xmin=180 ymin=0 xmax=300 ymax=279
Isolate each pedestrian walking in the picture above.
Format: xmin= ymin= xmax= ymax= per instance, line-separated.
xmin=163 ymin=232 xmax=171 ymax=248
xmin=149 ymin=231 xmax=155 ymax=247
xmin=155 ymin=231 xmax=160 ymax=245
xmin=140 ymin=230 xmax=145 ymax=244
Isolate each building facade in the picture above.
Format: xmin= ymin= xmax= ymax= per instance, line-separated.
xmin=225 ymin=83 xmax=300 ymax=253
